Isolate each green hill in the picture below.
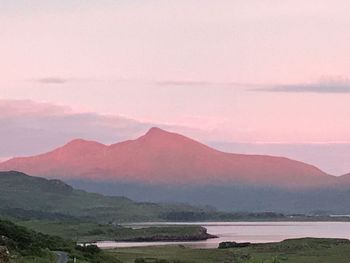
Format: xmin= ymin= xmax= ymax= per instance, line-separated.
xmin=0 ymin=171 xmax=204 ymax=223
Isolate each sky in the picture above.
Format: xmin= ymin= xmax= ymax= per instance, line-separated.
xmin=1 ymin=0 xmax=350 ymax=175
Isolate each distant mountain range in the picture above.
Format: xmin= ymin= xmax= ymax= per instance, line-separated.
xmin=1 ymin=128 xmax=350 ymax=213
xmin=0 ymin=127 xmax=339 ymax=187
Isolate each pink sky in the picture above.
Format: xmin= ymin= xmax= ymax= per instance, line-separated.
xmin=0 ymin=1 xmax=350 ymax=173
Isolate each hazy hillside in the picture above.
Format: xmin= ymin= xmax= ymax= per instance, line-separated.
xmin=68 ymin=180 xmax=350 ymax=214
xmin=1 ymin=169 xmax=350 ymax=217
xmin=0 ymin=171 xmax=206 ymax=222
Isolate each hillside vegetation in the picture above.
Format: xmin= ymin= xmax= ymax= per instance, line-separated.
xmin=0 ymin=218 xmax=121 ymax=263
xmin=0 ymin=171 xmax=205 ymax=223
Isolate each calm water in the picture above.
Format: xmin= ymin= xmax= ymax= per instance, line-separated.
xmin=96 ymin=221 xmax=350 ymax=249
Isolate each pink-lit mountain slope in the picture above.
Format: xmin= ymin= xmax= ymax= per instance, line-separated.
xmin=0 ymin=127 xmax=337 ymax=188
xmin=338 ymin=173 xmax=350 ymax=184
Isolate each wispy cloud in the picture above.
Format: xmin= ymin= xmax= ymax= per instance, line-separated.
xmin=156 ymin=80 xmax=259 ymax=88
xmin=252 ymin=78 xmax=350 ymax=94
xmin=34 ymin=77 xmax=69 ymax=84
xmin=29 ymin=77 xmax=102 ymax=85
xmin=157 ymin=81 xmax=215 ymax=86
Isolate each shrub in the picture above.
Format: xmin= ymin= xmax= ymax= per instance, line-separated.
xmin=218 ymin=241 xmax=251 ymax=249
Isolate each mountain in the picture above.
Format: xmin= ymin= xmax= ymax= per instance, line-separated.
xmin=0 ymin=171 xmax=204 ymax=222
xmin=2 ymin=128 xmax=349 ymax=214
xmin=339 ymin=173 xmax=350 ymax=183
xmin=0 ymin=127 xmax=336 ymax=188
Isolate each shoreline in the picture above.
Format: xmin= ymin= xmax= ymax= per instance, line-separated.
xmin=93 ymin=221 xmax=350 ymax=249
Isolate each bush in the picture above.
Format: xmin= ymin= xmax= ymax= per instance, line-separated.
xmin=0 ymin=246 xmax=10 ymax=263
xmin=134 ymin=258 xmax=171 ymax=263
xmin=219 ymin=241 xmax=251 ymax=249
xmin=75 ymin=244 xmax=101 ymax=258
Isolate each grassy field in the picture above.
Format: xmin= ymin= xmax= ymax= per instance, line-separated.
xmin=108 ymin=238 xmax=350 ymax=263
xmin=9 ymin=250 xmax=56 ymax=263
xmin=7 ymin=237 xmax=350 ymax=263
xmin=109 ymin=245 xmax=233 ymax=263
xmin=10 ymin=252 xmax=124 ymax=263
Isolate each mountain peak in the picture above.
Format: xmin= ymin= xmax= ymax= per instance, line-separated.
xmin=66 ymin=138 xmax=90 ymax=145
xmin=142 ymin=127 xmax=183 ymax=141
xmin=64 ymin=138 xmax=106 ymax=146
xmin=60 ymin=138 xmax=106 ymax=153
xmin=145 ymin=127 xmax=168 ymax=136
xmin=142 ymin=127 xmax=192 ymax=144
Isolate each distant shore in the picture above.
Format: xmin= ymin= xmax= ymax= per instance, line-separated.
xmin=115 ymin=226 xmax=217 ymax=242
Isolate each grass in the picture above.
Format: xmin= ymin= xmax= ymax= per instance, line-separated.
xmin=241 ymin=238 xmax=350 ymax=263
xmin=9 ymin=249 xmax=56 ymax=263
xmin=108 ymin=238 xmax=350 ymax=263
xmin=8 ymin=237 xmax=350 ymax=263
xmin=108 ymin=245 xmax=234 ymax=263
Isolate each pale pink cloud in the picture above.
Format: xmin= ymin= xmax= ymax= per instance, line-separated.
xmin=1 ymin=0 xmax=349 ymax=83
xmin=0 ymin=99 xmax=72 ymax=117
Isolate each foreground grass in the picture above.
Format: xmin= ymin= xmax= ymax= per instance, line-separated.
xmin=108 ymin=238 xmax=350 ymax=263
xmin=243 ymin=238 xmax=350 ymax=263
xmin=10 ymin=250 xmax=121 ymax=263
xmin=9 ymin=249 xmax=56 ymax=263
xmin=108 ymin=245 xmax=233 ymax=263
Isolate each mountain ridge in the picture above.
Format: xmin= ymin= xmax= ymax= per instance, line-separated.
xmin=0 ymin=127 xmax=337 ymax=188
